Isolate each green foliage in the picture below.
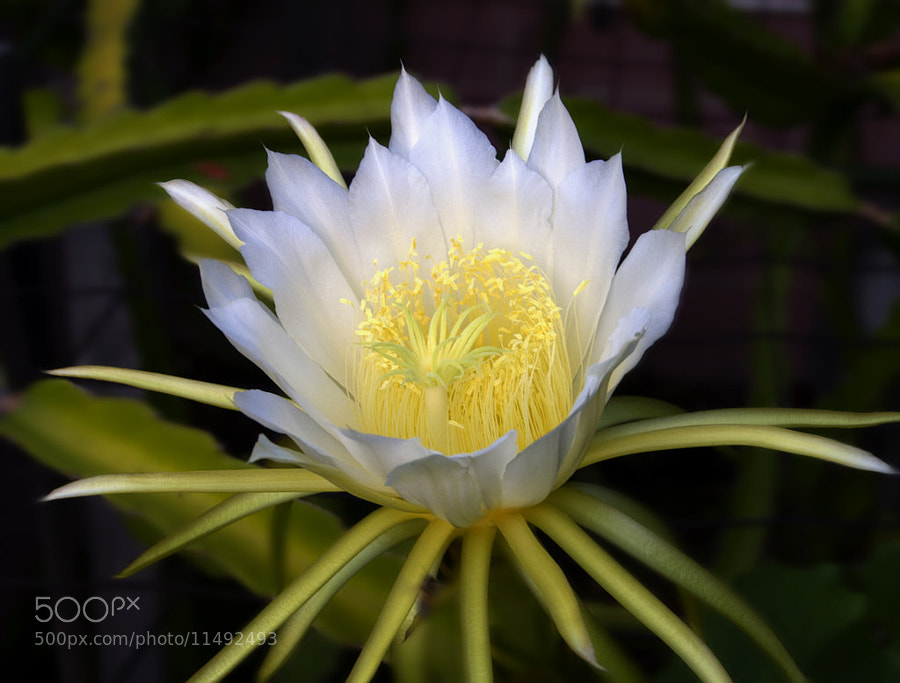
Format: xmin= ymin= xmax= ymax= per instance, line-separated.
xmin=626 ymin=0 xmax=855 ymax=126
xmin=655 ymin=558 xmax=900 ymax=683
xmin=0 ymin=379 xmax=399 ymax=645
xmin=0 ymin=74 xmax=397 ymax=248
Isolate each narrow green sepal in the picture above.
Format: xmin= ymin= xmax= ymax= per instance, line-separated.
xmin=460 ymin=525 xmax=497 ymax=683
xmin=525 ymin=504 xmax=733 ymax=683
xmin=581 ymin=423 xmax=896 ymax=473
xmin=42 ymin=469 xmax=340 ymax=501
xmin=188 ymin=508 xmax=428 ymax=683
xmin=551 ymin=485 xmax=806 ymax=683
xmin=118 ymin=491 xmax=304 ymax=578
xmin=652 ymin=117 xmax=745 ymax=235
xmin=345 ymin=519 xmax=457 ymax=683
xmin=48 ymin=366 xmax=240 ymax=410
xmin=495 ymin=512 xmax=601 ymax=670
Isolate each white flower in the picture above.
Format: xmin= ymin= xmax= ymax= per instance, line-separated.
xmin=164 ymin=57 xmax=743 ymax=528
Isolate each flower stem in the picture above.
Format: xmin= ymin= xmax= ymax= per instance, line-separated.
xmin=460 ymin=525 xmax=496 ymax=683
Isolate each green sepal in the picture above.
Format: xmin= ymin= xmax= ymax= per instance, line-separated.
xmin=345 ymin=519 xmax=457 ymax=683
xmin=582 ymin=422 xmax=895 ymax=473
xmin=551 ymin=485 xmax=806 ymax=683
xmin=188 ymin=508 xmax=428 ymax=683
xmin=48 ymin=365 xmax=241 ymax=410
xmin=43 ymin=469 xmax=340 ymax=500
xmin=495 ymin=513 xmax=600 ymax=670
xmin=596 ymin=406 xmax=900 ymax=437
xmin=459 ymin=525 xmax=497 ymax=683
xmin=597 ymin=396 xmax=685 ymax=430
xmin=525 ymin=504 xmax=732 ymax=683
xmin=652 ymin=118 xmax=744 ymax=233
xmin=118 ymin=492 xmax=307 ymax=578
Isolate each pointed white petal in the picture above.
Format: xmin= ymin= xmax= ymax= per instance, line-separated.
xmin=159 ymin=180 xmax=240 ymax=250
xmin=592 ymin=230 xmax=686 ymax=392
xmin=389 ymin=67 xmax=438 ymax=158
xmin=335 ymin=428 xmax=435 ymax=482
xmin=199 ymin=258 xmax=255 ymax=308
xmin=498 ymin=431 xmax=567 ymax=511
xmin=552 ymin=155 xmax=631 ymax=366
xmin=203 ymin=292 xmax=356 ymax=429
xmin=277 ymin=110 xmax=346 ymax=188
xmin=348 ymin=138 xmax=446 ymax=272
xmin=247 ymin=433 xmax=307 ymax=466
xmin=653 ymin=118 xmax=745 ymax=234
xmin=227 ymin=209 xmax=357 ymax=384
xmin=408 ymin=97 xmax=499 ymax=247
xmin=512 ymin=55 xmax=555 ymax=161
xmin=501 ymin=335 xmax=640 ymax=508
xmin=527 ymin=93 xmax=585 ymax=188
xmin=236 ymin=392 xmax=385 ymax=491
xmin=667 ymin=166 xmax=744 ymax=249
xmin=472 ymin=149 xmax=553 ymax=259
xmin=386 ymin=433 xmax=520 ymax=527
xmin=264 ymin=151 xmax=364 ymax=290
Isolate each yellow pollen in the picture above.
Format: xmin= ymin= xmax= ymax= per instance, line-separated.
xmin=353 ymin=238 xmax=574 ymax=455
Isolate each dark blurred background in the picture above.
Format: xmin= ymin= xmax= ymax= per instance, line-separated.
xmin=1 ymin=1 xmax=899 ymax=681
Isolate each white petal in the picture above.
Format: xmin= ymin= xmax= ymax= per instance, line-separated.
xmin=336 ymin=428 xmax=434 ymax=482
xmin=472 ymin=149 xmax=553 ymax=259
xmin=387 ymin=454 xmax=484 ymax=527
xmin=553 ymin=328 xmax=644 ymax=482
xmin=204 ymin=294 xmax=356 ymax=429
xmin=228 ymin=208 xmax=357 ymax=384
xmin=512 ymin=55 xmax=555 ymax=162
xmin=592 ymin=230 xmax=686 ymax=392
xmin=386 ymin=432 xmax=520 ymax=527
xmin=552 ymin=155 xmax=630 ymax=367
xmin=159 ymin=180 xmax=240 ymax=250
xmin=666 ymin=165 xmax=744 ymax=249
xmin=348 ymin=138 xmax=447 ymax=271
xmin=248 ymin=433 xmax=307 ymax=466
xmin=527 ymin=93 xmax=585 ymax=188
xmin=500 ymin=350 xmax=620 ymax=509
xmin=389 ymin=67 xmax=438 ymax=159
xmin=236 ymin=391 xmax=384 ymax=490
xmin=264 ymin=151 xmax=364 ymax=290
xmin=408 ymin=97 xmax=500 ymax=246
xmin=198 ymin=259 xmax=255 ymax=309
xmin=498 ymin=432 xmax=566 ymax=511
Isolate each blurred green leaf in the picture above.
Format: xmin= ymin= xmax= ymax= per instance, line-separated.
xmin=78 ymin=0 xmax=140 ymax=122
xmin=23 ymin=88 xmax=65 ymax=138
xmin=560 ymin=97 xmax=861 ymax=214
xmin=827 ymin=0 xmax=900 ymax=49
xmin=861 ymin=539 xmax=900 ymax=644
xmin=823 ymin=301 xmax=900 ymax=412
xmin=872 ymin=68 xmax=900 ymax=111
xmin=654 ymin=563 xmax=876 ymax=683
xmin=0 ymin=379 xmax=399 ymax=644
xmin=0 ymin=73 xmax=401 ymax=248
xmin=834 ymin=0 xmax=881 ymax=48
xmin=626 ymin=0 xmax=854 ymax=126
xmin=500 ymin=92 xmax=862 ymax=216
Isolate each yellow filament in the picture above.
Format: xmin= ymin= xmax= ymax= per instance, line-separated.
xmin=354 ymin=238 xmax=573 ymax=455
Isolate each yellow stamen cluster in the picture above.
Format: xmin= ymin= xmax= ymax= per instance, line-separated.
xmin=353 ymin=238 xmax=574 ymax=455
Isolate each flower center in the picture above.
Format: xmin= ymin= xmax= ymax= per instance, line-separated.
xmin=353 ymin=238 xmax=573 ymax=455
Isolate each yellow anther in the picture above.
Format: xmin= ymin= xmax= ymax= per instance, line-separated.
xmin=353 ymin=238 xmax=573 ymax=454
